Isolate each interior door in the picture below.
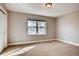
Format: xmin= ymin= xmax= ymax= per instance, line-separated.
xmin=0 ymin=9 xmax=5 ymax=52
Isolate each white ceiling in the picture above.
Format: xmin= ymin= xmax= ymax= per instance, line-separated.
xmin=5 ymin=3 xmax=79 ymax=17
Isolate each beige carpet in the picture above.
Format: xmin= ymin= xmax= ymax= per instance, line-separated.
xmin=1 ymin=40 xmax=79 ymax=56
xmin=18 ymin=41 xmax=79 ymax=56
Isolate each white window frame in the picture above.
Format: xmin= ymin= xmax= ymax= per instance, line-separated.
xmin=28 ymin=20 xmax=46 ymax=35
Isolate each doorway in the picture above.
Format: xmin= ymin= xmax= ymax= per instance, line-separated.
xmin=0 ymin=9 xmax=5 ymax=52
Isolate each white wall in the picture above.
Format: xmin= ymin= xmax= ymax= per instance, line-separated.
xmin=8 ymin=12 xmax=56 ymax=44
xmin=57 ymin=11 xmax=79 ymax=44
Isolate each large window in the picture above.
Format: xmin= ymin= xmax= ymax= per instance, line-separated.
xmin=28 ymin=20 xmax=46 ymax=35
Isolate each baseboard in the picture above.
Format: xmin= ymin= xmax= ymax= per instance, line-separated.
xmin=8 ymin=39 xmax=79 ymax=47
xmin=57 ymin=39 xmax=79 ymax=47
xmin=8 ymin=39 xmax=57 ymax=46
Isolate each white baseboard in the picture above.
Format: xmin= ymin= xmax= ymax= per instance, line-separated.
xmin=8 ymin=39 xmax=79 ymax=47
xmin=57 ymin=39 xmax=79 ymax=47
xmin=8 ymin=39 xmax=57 ymax=46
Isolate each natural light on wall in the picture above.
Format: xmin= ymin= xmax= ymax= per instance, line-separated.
xmin=28 ymin=20 xmax=46 ymax=35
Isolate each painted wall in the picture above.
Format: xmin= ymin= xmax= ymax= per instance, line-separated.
xmin=8 ymin=12 xmax=56 ymax=44
xmin=57 ymin=11 xmax=79 ymax=44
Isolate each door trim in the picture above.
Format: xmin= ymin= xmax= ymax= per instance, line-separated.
xmin=0 ymin=9 xmax=5 ymax=14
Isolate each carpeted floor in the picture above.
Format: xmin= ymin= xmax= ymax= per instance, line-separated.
xmin=19 ymin=41 xmax=79 ymax=56
xmin=1 ymin=40 xmax=79 ymax=56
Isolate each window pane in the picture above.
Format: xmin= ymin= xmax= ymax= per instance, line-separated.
xmin=28 ymin=21 xmax=36 ymax=27
xmin=38 ymin=21 xmax=46 ymax=28
xmin=28 ymin=27 xmax=36 ymax=35
xmin=28 ymin=20 xmax=37 ymax=35
xmin=38 ymin=21 xmax=46 ymax=35
xmin=38 ymin=28 xmax=46 ymax=35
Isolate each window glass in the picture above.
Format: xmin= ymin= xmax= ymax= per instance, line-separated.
xmin=38 ymin=21 xmax=46 ymax=27
xmin=28 ymin=27 xmax=36 ymax=35
xmin=38 ymin=21 xmax=46 ymax=35
xmin=28 ymin=21 xmax=36 ymax=27
xmin=28 ymin=20 xmax=46 ymax=35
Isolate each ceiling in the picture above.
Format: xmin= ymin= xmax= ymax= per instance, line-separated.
xmin=5 ymin=3 xmax=79 ymax=17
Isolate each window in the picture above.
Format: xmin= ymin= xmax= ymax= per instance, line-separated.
xmin=28 ymin=20 xmax=46 ymax=35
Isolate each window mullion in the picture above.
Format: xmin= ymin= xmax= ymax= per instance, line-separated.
xmin=36 ymin=21 xmax=38 ymax=34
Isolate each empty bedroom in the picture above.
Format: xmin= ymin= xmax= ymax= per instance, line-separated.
xmin=0 ymin=3 xmax=79 ymax=56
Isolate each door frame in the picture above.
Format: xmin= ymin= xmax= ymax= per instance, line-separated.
xmin=0 ymin=6 xmax=8 ymax=52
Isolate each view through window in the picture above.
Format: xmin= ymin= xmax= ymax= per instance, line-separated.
xmin=28 ymin=20 xmax=46 ymax=35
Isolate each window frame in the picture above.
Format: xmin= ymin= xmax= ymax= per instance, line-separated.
xmin=27 ymin=19 xmax=46 ymax=35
